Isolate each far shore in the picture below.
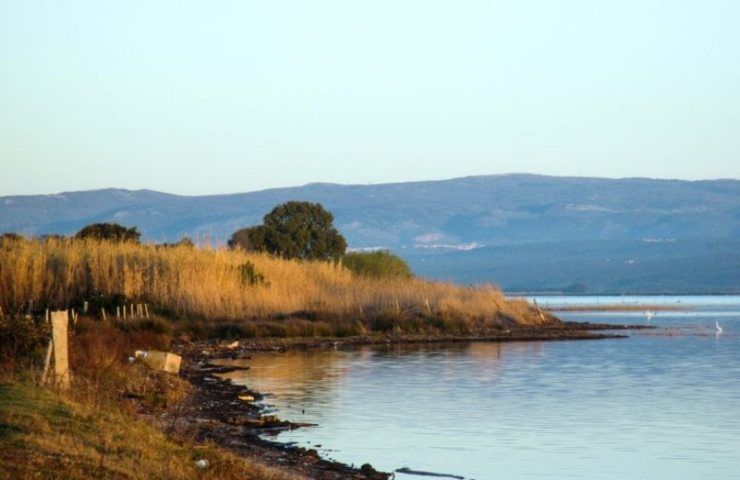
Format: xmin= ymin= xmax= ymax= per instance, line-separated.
xmin=543 ymin=303 xmax=691 ymax=312
xmin=547 ymin=304 xmax=688 ymax=312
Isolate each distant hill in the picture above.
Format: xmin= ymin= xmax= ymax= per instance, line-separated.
xmin=2 ymin=174 xmax=739 ymax=293
xmin=405 ymin=239 xmax=740 ymax=295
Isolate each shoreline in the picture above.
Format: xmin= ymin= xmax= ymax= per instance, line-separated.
xmin=547 ymin=305 xmax=686 ymax=312
xmin=171 ymin=323 xmax=649 ymax=478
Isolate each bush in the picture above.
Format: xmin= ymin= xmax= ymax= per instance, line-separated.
xmin=343 ymin=251 xmax=413 ymax=279
xmin=75 ymin=223 xmax=140 ymax=243
xmin=0 ymin=232 xmax=24 ymax=244
xmin=237 ymin=261 xmax=269 ymax=286
xmin=0 ymin=316 xmax=49 ymax=365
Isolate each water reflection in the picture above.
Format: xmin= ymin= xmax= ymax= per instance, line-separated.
xmin=225 ymin=297 xmax=740 ymax=480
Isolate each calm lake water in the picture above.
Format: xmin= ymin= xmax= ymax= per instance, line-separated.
xmin=225 ymin=296 xmax=740 ymax=480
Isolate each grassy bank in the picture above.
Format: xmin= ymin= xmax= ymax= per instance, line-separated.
xmin=0 ymin=238 xmax=549 ymax=335
xmin=0 ymin=383 xmax=300 ymax=480
xmin=0 ymin=321 xmax=301 ymax=480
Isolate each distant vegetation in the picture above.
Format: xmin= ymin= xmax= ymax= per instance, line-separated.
xmin=228 ymin=201 xmax=347 ymax=261
xmin=75 ymin=222 xmax=141 ymax=243
xmin=343 ymin=251 xmax=413 ymax=279
xmin=159 ymin=236 xmax=195 ymax=248
xmin=0 ymin=232 xmax=24 ymax=243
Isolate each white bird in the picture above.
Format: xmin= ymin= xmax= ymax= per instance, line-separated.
xmin=645 ymin=311 xmax=654 ymax=321
xmin=715 ymin=321 xmax=723 ymax=335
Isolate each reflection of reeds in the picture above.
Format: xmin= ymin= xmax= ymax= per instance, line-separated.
xmin=0 ymin=238 xmax=544 ymax=325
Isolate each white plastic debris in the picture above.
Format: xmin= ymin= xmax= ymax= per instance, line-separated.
xmin=195 ymin=459 xmax=209 ymax=469
xmin=226 ymin=341 xmax=239 ymax=349
xmin=134 ymin=350 xmax=182 ymax=374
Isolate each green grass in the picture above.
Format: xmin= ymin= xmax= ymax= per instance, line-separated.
xmin=0 ymin=381 xmax=301 ymax=480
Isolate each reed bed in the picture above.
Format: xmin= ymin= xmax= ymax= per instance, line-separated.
xmin=0 ymin=238 xmax=544 ymax=326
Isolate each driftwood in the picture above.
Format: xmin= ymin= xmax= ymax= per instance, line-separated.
xmin=395 ymin=468 xmax=464 ymax=479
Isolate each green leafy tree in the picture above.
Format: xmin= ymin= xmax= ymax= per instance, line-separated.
xmin=75 ymin=223 xmax=141 ymax=243
xmin=343 ymin=250 xmax=413 ymax=279
xmin=229 ymin=201 xmax=347 ymax=261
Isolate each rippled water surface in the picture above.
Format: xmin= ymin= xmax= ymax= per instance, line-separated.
xmin=225 ymin=296 xmax=740 ymax=480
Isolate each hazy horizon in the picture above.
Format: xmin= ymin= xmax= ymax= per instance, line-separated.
xmin=2 ymin=171 xmax=739 ymax=198
xmin=2 ymin=1 xmax=739 ymax=196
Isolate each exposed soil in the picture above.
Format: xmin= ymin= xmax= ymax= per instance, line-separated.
xmin=170 ymin=360 xmax=389 ymax=479
xmin=169 ymin=322 xmax=649 ymax=479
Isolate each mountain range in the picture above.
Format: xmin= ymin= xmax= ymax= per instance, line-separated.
xmin=2 ymin=174 xmax=739 ymax=294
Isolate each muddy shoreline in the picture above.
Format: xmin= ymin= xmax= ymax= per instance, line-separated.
xmin=171 ymin=323 xmax=649 ymax=479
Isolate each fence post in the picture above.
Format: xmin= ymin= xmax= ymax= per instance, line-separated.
xmin=40 ymin=338 xmax=53 ymax=384
xmin=50 ymin=310 xmax=70 ymax=390
xmin=144 ymin=304 xmax=150 ymax=318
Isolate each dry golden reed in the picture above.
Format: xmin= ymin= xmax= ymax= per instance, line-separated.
xmin=0 ymin=238 xmax=544 ymax=325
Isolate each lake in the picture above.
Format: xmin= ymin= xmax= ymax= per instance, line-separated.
xmin=224 ymin=296 xmax=740 ymax=479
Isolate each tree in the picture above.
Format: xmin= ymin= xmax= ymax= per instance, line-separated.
xmin=75 ymin=223 xmax=141 ymax=243
xmin=227 ymin=226 xmax=264 ymax=251
xmin=343 ymin=251 xmax=413 ymax=279
xmin=228 ymin=201 xmax=347 ymax=261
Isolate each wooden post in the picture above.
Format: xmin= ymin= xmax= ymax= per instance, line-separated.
xmin=83 ymin=301 xmax=88 ymax=314
xmin=144 ymin=304 xmax=150 ymax=319
xmin=130 ymin=304 xmax=135 ymax=319
xmin=424 ymin=298 xmax=431 ymax=314
xmin=0 ymin=305 xmax=4 ymax=319
xmin=101 ymin=308 xmax=107 ymax=321
xmin=122 ymin=305 xmax=126 ymax=320
xmin=533 ymin=299 xmax=546 ymax=322
xmin=395 ymin=298 xmax=401 ymax=314
xmin=45 ymin=308 xmax=50 ymax=323
xmin=137 ymin=304 xmax=143 ymax=318
xmin=50 ymin=310 xmax=70 ymax=390
xmin=41 ymin=339 xmax=53 ymax=384
xmin=116 ymin=305 xmax=121 ymax=319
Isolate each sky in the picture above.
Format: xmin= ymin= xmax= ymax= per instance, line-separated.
xmin=1 ymin=0 xmax=739 ymax=196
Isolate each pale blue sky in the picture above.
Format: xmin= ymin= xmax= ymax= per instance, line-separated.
xmin=1 ymin=0 xmax=738 ymax=195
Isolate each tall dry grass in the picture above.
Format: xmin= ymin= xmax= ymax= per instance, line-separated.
xmin=0 ymin=238 xmax=545 ymax=325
